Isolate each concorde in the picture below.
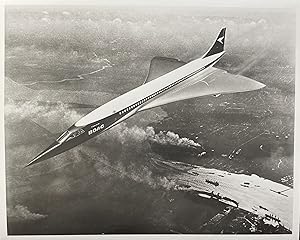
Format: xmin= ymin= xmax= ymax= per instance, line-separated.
xmin=25 ymin=27 xmax=265 ymax=167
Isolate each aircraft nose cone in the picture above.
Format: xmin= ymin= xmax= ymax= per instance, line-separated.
xmin=24 ymin=141 xmax=61 ymax=168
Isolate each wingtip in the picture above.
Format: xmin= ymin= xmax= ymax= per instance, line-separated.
xmin=258 ymin=82 xmax=266 ymax=89
xmin=24 ymin=141 xmax=61 ymax=169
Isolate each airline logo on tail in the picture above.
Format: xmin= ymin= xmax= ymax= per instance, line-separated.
xmin=202 ymin=27 xmax=226 ymax=58
xmin=217 ymin=36 xmax=224 ymax=44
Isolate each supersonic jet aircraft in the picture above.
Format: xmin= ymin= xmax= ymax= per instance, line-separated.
xmin=25 ymin=27 xmax=265 ymax=167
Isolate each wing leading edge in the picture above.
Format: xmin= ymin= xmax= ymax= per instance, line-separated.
xmin=139 ymin=26 xmax=263 ymax=111
xmin=139 ymin=66 xmax=265 ymax=111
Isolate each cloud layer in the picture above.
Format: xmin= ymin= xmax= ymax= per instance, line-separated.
xmin=7 ymin=205 xmax=47 ymax=221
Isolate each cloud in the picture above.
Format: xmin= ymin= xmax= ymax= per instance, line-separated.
xmin=112 ymin=18 xmax=122 ymax=24
xmin=93 ymin=153 xmax=176 ymax=190
xmin=41 ymin=17 xmax=50 ymax=23
xmin=6 ymin=9 xmax=293 ymax=63
xmin=7 ymin=205 xmax=47 ymax=221
xmin=5 ymin=99 xmax=179 ymax=190
xmin=89 ymin=123 xmax=203 ymax=189
xmin=149 ymin=129 xmax=203 ymax=149
xmin=5 ymin=100 xmax=83 ymax=132
xmin=120 ymin=164 xmax=176 ymax=190
xmin=5 ymin=94 xmax=199 ymax=194
xmin=62 ymin=11 xmax=71 ymax=16
xmin=101 ymin=123 xmax=203 ymax=150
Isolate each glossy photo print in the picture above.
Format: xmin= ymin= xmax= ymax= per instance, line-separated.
xmin=4 ymin=4 xmax=296 ymax=236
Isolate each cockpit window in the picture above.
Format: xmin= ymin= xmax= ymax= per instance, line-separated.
xmin=68 ymin=128 xmax=85 ymax=141
xmin=57 ymin=131 xmax=71 ymax=143
xmin=56 ymin=128 xmax=85 ymax=143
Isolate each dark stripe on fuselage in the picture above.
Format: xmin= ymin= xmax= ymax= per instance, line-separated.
xmin=73 ymin=54 xmax=223 ymax=141
xmin=30 ymin=55 xmax=223 ymax=166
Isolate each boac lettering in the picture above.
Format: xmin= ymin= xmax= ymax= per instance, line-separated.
xmin=88 ymin=124 xmax=105 ymax=135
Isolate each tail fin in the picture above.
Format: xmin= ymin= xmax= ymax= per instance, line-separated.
xmin=202 ymin=27 xmax=226 ymax=58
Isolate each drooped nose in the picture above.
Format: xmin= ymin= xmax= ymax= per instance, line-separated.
xmin=24 ymin=141 xmax=62 ymax=168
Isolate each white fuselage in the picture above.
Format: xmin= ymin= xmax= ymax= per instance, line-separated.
xmin=75 ymin=51 xmax=225 ymax=128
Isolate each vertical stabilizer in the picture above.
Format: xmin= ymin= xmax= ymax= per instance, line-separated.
xmin=202 ymin=27 xmax=226 ymax=58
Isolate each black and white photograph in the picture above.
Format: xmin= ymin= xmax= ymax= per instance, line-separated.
xmin=1 ymin=0 xmax=299 ymax=238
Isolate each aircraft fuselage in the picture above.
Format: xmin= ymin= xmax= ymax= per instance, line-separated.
xmin=26 ymin=28 xmax=265 ymax=167
xmin=25 ymin=51 xmax=225 ymax=167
